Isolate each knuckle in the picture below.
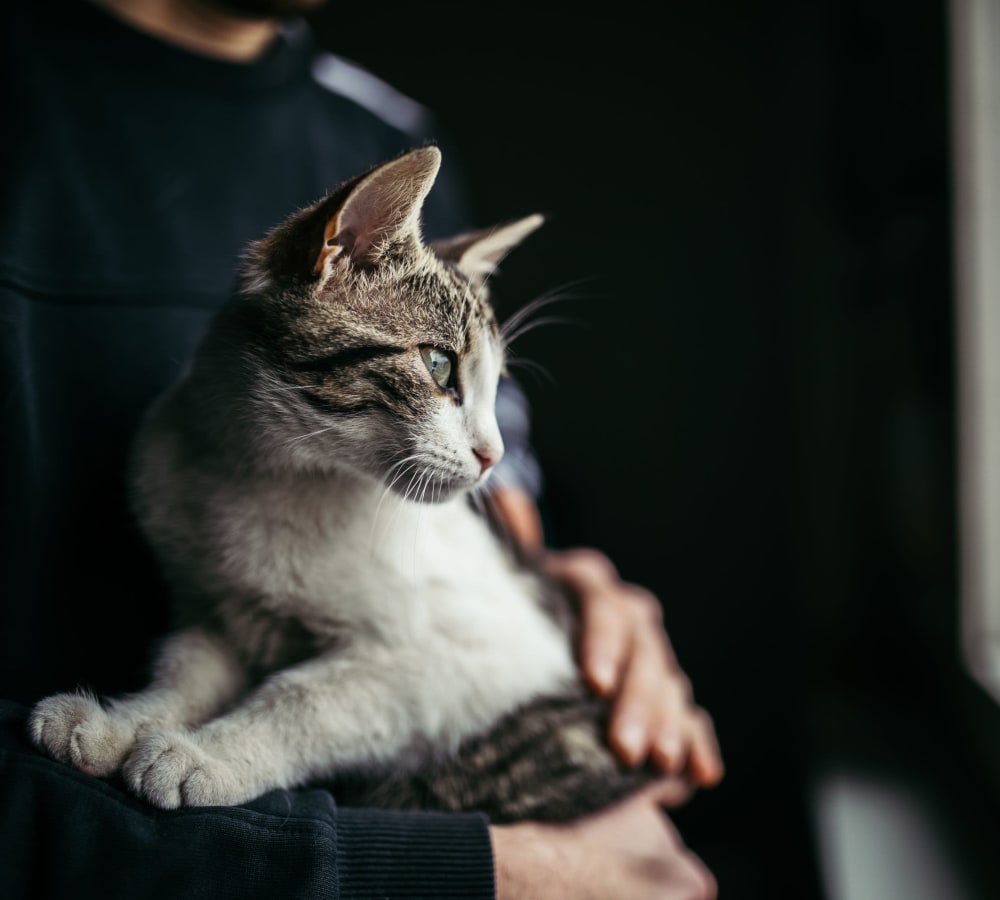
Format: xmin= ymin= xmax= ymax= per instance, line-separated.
xmin=659 ymin=671 xmax=689 ymax=707
xmin=550 ymin=548 xmax=624 ymax=599
xmin=624 ymin=584 xmax=663 ymax=624
xmin=571 ymin=547 xmax=618 ymax=581
xmin=691 ymin=706 xmax=718 ymax=741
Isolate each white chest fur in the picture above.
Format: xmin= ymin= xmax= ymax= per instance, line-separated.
xmin=208 ymin=473 xmax=578 ymax=752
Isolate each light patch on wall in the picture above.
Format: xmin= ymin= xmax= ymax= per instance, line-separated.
xmin=950 ymin=0 xmax=1000 ymax=704
xmin=813 ymin=769 xmax=974 ymax=900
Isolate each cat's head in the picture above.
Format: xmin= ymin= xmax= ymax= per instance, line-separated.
xmin=222 ymin=145 xmax=542 ymax=502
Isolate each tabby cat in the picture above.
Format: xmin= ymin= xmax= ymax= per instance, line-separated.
xmin=28 ymin=146 xmax=659 ymax=823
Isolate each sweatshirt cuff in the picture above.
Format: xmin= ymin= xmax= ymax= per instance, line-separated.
xmin=336 ymin=807 xmax=495 ymax=899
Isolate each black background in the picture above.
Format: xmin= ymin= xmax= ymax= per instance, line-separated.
xmin=310 ymin=2 xmax=999 ymax=898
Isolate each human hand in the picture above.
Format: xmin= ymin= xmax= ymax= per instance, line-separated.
xmin=486 ymin=485 xmax=724 ymax=792
xmin=544 ymin=546 xmax=723 ymax=790
xmin=490 ymin=779 xmax=717 ymax=900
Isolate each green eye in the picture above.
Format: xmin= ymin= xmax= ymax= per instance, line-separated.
xmin=420 ymin=347 xmax=454 ymax=389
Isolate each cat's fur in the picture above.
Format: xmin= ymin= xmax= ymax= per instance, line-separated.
xmin=28 ymin=146 xmax=659 ymax=823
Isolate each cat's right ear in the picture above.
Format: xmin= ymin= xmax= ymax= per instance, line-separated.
xmin=431 ymin=214 xmax=545 ymax=289
xmin=313 ymin=146 xmax=442 ymax=274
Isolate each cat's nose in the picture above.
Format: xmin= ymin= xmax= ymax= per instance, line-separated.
xmin=473 ymin=447 xmax=501 ymax=475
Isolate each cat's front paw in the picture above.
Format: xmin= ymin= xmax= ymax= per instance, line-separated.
xmin=123 ymin=731 xmax=255 ymax=809
xmin=28 ymin=692 xmax=135 ymax=777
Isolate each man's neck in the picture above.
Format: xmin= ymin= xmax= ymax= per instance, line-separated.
xmin=94 ymin=0 xmax=279 ymax=62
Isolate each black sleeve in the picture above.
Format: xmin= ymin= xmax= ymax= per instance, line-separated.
xmin=0 ymin=701 xmax=496 ymax=900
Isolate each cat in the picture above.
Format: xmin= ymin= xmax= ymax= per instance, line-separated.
xmin=28 ymin=145 xmax=661 ymax=824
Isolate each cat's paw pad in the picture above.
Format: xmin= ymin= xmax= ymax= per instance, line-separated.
xmin=123 ymin=731 xmax=250 ymax=809
xmin=28 ymin=693 xmax=134 ymax=776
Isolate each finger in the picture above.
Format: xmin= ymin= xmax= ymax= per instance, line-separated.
xmin=486 ymin=485 xmax=545 ymax=552
xmin=607 ymin=600 xmax=694 ymax=772
xmin=580 ymin=580 xmax=664 ymax=697
xmin=648 ymin=671 xmax=693 ymax=775
xmin=608 ymin=628 xmax=666 ymax=766
xmin=547 ymin=551 xmax=630 ymax=695
xmin=544 ymin=547 xmax=620 ymax=592
xmin=579 ymin=591 xmax=631 ymax=696
xmin=686 ymin=708 xmax=725 ymax=787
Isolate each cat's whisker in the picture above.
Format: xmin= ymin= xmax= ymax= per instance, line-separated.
xmin=411 ymin=474 xmax=433 ymax=574
xmin=383 ymin=455 xmax=423 ymax=497
xmin=389 ymin=456 xmax=424 ymax=497
xmin=399 ymin=467 xmax=432 ymax=571
xmin=370 ymin=456 xmax=422 ymax=551
xmin=284 ymin=423 xmax=338 ymax=446
xmin=502 ymin=314 xmax=580 ymax=347
xmin=504 ymin=356 xmax=556 ymax=387
xmin=403 ymin=466 xmax=426 ymax=507
xmin=268 ymin=381 xmax=316 ymax=394
xmin=498 ymin=280 xmax=592 ymax=344
xmin=388 ymin=459 xmax=432 ymax=535
xmin=498 ymin=296 xmax=560 ymax=341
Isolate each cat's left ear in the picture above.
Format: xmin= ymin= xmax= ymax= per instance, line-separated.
xmin=431 ymin=214 xmax=545 ymax=288
xmin=314 ymin=145 xmax=442 ymax=273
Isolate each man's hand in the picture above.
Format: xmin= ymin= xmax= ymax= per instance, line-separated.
xmin=487 ymin=486 xmax=723 ymax=793
xmin=491 ymin=780 xmax=718 ymax=900
xmin=545 ymin=547 xmax=723 ymax=789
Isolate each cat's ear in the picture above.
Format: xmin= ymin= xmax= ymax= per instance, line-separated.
xmin=313 ymin=146 xmax=441 ymax=273
xmin=431 ymin=214 xmax=545 ymax=286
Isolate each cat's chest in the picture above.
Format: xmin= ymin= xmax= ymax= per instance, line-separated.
xmin=330 ymin=496 xmax=560 ymax=644
xmin=368 ymin=503 xmax=578 ymax=739
xmin=230 ymin=479 xmax=567 ymax=649
xmin=229 ymin=481 xmax=577 ymax=736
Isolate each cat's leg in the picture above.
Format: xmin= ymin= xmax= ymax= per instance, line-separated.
xmin=29 ymin=626 xmax=246 ymax=777
xmin=123 ymin=647 xmax=426 ymax=809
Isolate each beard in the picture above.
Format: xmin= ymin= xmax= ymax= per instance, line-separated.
xmin=201 ymin=0 xmax=328 ymax=18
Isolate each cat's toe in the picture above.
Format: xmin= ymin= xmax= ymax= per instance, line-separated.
xmin=29 ymin=693 xmax=88 ymax=756
xmin=124 ymin=732 xmax=245 ymax=809
xmin=68 ymin=711 xmax=136 ymax=776
xmin=27 ymin=692 xmax=126 ymax=774
xmin=177 ymin=762 xmax=239 ymax=808
xmin=124 ymin=732 xmax=188 ymax=808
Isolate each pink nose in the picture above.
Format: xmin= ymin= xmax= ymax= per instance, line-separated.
xmin=473 ymin=447 xmax=499 ymax=475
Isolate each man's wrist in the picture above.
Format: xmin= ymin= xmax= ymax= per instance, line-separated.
xmin=490 ymin=821 xmax=565 ymax=900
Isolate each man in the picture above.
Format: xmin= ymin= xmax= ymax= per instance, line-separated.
xmin=0 ymin=1 xmax=721 ymax=896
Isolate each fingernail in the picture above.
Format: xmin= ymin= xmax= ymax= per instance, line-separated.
xmin=618 ymin=720 xmax=645 ymax=761
xmin=657 ymin=732 xmax=683 ymax=766
xmin=590 ymin=655 xmax=616 ymax=693
xmin=694 ymin=755 xmax=724 ymax=784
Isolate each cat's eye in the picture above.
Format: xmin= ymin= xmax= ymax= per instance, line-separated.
xmin=420 ymin=346 xmax=455 ymax=390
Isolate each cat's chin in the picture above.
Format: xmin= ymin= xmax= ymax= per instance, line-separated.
xmin=384 ymin=474 xmax=477 ymax=505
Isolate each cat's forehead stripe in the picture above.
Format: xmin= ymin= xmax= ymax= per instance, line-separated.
xmin=259 ymin=248 xmax=501 ymax=366
xmin=435 ymin=264 xmax=499 ymax=356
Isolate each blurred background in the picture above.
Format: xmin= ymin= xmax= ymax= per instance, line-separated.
xmin=310 ymin=1 xmax=1000 ymax=898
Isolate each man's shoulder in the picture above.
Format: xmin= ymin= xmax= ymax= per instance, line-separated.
xmin=283 ymin=19 xmax=434 ymax=144
xmin=307 ymin=48 xmax=435 ymax=140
